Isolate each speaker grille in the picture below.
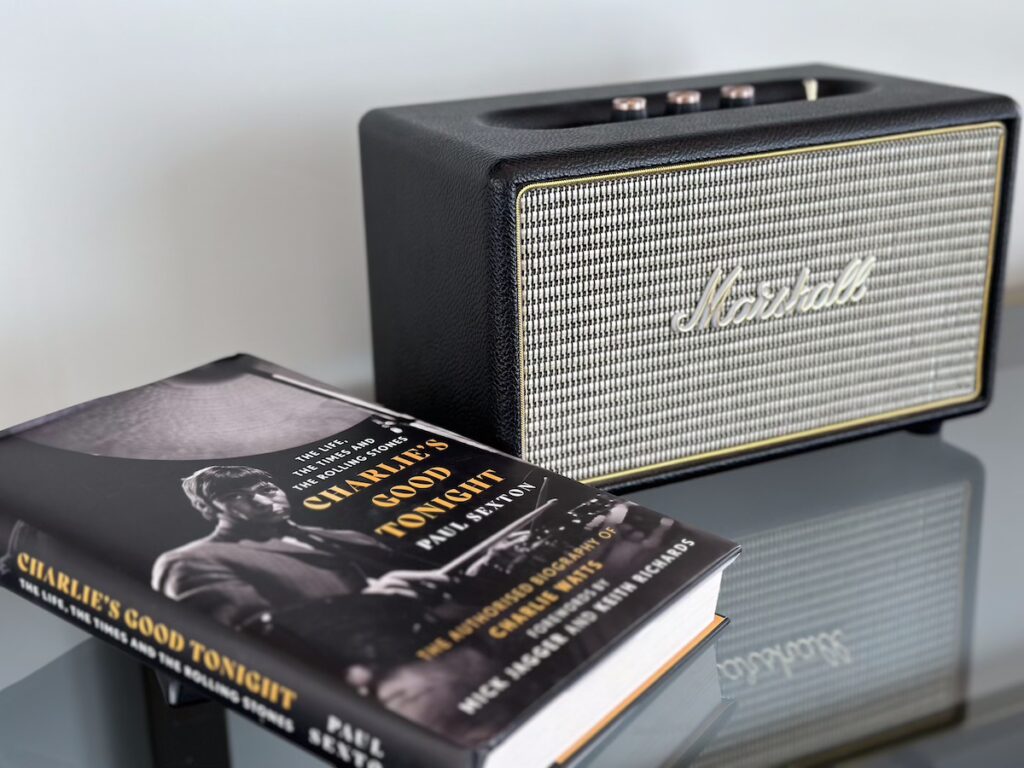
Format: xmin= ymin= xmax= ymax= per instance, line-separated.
xmin=517 ymin=124 xmax=1004 ymax=482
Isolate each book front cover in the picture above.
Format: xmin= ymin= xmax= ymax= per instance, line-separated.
xmin=0 ymin=356 xmax=736 ymax=764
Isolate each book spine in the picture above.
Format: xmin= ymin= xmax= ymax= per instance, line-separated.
xmin=0 ymin=520 xmax=473 ymax=768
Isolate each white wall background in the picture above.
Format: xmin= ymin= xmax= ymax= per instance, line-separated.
xmin=2 ymin=0 xmax=1022 ymax=427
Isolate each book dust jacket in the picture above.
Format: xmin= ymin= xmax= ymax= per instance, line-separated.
xmin=0 ymin=355 xmax=737 ymax=768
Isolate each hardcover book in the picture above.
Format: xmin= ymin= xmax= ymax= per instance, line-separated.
xmin=0 ymin=355 xmax=738 ymax=768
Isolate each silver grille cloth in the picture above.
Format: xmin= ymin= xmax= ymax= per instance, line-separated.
xmin=517 ymin=125 xmax=1004 ymax=481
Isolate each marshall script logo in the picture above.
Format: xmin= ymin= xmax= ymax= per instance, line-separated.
xmin=672 ymin=257 xmax=876 ymax=333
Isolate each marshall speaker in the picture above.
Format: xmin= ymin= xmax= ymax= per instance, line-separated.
xmin=361 ymin=64 xmax=1018 ymax=489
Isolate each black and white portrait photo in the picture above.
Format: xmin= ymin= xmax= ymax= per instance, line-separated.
xmin=151 ymin=464 xmax=446 ymax=630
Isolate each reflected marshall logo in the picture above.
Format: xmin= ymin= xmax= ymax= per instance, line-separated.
xmin=672 ymin=257 xmax=876 ymax=333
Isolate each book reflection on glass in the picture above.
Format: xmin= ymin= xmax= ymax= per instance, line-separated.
xmin=628 ymin=433 xmax=981 ymax=767
xmin=566 ymin=627 xmax=734 ymax=768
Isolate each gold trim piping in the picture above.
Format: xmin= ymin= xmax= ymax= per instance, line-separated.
xmin=514 ymin=122 xmax=1007 ymax=485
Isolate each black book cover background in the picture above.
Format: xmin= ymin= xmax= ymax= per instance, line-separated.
xmin=0 ymin=356 xmax=737 ymax=765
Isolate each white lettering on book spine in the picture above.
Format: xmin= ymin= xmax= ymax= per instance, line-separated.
xmin=672 ymin=257 xmax=876 ymax=333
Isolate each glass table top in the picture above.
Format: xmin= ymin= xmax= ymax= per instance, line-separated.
xmin=1 ymin=307 xmax=1021 ymax=768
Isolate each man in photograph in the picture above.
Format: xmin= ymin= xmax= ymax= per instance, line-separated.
xmin=151 ymin=465 xmax=443 ymax=629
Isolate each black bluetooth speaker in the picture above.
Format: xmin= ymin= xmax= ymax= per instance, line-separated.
xmin=360 ymin=64 xmax=1018 ymax=489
